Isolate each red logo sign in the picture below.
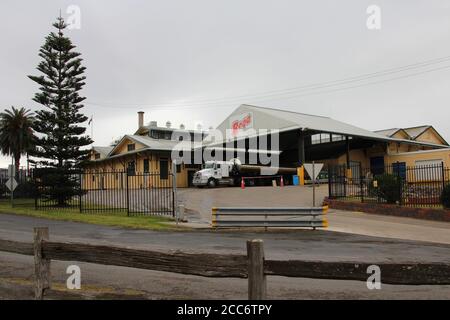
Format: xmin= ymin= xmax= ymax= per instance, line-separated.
xmin=231 ymin=113 xmax=252 ymax=137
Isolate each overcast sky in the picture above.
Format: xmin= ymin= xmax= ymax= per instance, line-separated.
xmin=1 ymin=0 xmax=450 ymax=168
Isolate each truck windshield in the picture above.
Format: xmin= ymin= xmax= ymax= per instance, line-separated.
xmin=204 ymin=163 xmax=214 ymax=169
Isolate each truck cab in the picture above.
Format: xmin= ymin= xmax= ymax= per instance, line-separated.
xmin=192 ymin=160 xmax=234 ymax=187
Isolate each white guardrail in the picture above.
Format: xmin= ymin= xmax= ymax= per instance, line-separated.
xmin=211 ymin=206 xmax=328 ymax=230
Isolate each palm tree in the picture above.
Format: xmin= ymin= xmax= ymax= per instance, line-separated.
xmin=0 ymin=107 xmax=35 ymax=174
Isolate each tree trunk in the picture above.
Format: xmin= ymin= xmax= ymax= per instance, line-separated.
xmin=14 ymin=154 xmax=20 ymax=180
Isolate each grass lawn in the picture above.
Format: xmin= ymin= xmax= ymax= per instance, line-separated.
xmin=0 ymin=200 xmax=183 ymax=231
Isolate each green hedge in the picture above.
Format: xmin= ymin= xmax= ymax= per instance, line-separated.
xmin=370 ymin=173 xmax=402 ymax=204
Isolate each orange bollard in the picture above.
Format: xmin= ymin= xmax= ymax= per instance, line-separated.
xmin=241 ymin=177 xmax=245 ymax=189
xmin=280 ymin=176 xmax=284 ymax=187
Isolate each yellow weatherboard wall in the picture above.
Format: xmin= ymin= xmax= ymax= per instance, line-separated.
xmin=388 ymin=149 xmax=450 ymax=167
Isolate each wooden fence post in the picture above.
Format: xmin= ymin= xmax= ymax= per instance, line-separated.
xmin=34 ymin=227 xmax=50 ymax=300
xmin=247 ymin=239 xmax=266 ymax=300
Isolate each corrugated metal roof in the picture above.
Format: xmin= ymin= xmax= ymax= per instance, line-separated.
xmin=128 ymin=135 xmax=202 ymax=150
xmin=92 ymin=146 xmax=114 ymax=158
xmin=375 ymin=125 xmax=448 ymax=146
xmin=214 ymin=104 xmax=389 ymax=141
xmin=253 ymin=105 xmax=389 ymax=139
xmin=106 ymin=135 xmax=202 ymax=159
xmin=403 ymin=125 xmax=431 ymax=139
xmin=374 ymin=128 xmax=402 ymax=137
xmin=210 ymin=105 xmax=448 ymax=149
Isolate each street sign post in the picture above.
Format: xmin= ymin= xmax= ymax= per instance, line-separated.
xmin=6 ymin=163 xmax=17 ymax=207
xmin=304 ymin=162 xmax=324 ymax=206
xmin=7 ymin=164 xmax=15 ymax=178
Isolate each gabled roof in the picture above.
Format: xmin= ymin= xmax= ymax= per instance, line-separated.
xmin=374 ymin=128 xmax=408 ymax=138
xmin=214 ymin=104 xmax=391 ymax=142
xmin=108 ymin=134 xmax=202 ymax=158
xmin=92 ymin=146 xmax=114 ymax=158
xmin=374 ymin=128 xmax=399 ymax=137
xmin=403 ymin=125 xmax=432 ymax=139
xmin=376 ymin=125 xmax=448 ymax=146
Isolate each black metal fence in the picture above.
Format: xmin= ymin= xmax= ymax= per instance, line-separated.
xmin=0 ymin=169 xmax=36 ymax=207
xmin=80 ymin=170 xmax=174 ymax=216
xmin=2 ymin=168 xmax=175 ymax=217
xmin=328 ymin=162 xmax=449 ymax=208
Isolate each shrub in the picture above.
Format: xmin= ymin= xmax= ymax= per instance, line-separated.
xmin=13 ymin=180 xmax=36 ymax=199
xmin=442 ymin=184 xmax=450 ymax=209
xmin=33 ymin=167 xmax=83 ymax=207
xmin=370 ymin=173 xmax=402 ymax=204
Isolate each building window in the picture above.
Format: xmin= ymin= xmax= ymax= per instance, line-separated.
xmin=95 ymin=153 xmax=100 ymax=159
xmin=414 ymin=159 xmax=443 ymax=181
xmin=160 ymin=159 xmax=168 ymax=179
xmin=150 ymin=130 xmax=173 ymax=140
xmin=127 ymin=144 xmax=135 ymax=151
xmin=331 ymin=134 xmax=344 ymax=142
xmin=370 ymin=157 xmax=385 ymax=176
xmin=311 ymin=134 xmax=333 ymax=145
xmin=143 ymin=159 xmax=150 ymax=173
xmin=392 ymin=162 xmax=406 ymax=180
xmin=127 ymin=161 xmax=136 ymax=176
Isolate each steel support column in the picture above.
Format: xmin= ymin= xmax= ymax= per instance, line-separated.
xmin=298 ymin=130 xmax=305 ymax=166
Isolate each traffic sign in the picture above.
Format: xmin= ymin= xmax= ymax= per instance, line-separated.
xmin=304 ymin=163 xmax=324 ymax=180
xmin=5 ymin=178 xmax=18 ymax=192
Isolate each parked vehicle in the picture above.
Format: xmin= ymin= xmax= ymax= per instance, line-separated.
xmin=192 ymin=158 xmax=296 ymax=188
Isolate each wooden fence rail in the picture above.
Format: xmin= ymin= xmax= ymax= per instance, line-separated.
xmin=0 ymin=227 xmax=450 ymax=300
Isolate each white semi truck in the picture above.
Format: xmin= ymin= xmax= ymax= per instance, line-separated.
xmin=192 ymin=158 xmax=297 ymax=188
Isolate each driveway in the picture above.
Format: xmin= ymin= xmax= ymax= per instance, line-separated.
xmin=178 ymin=185 xmax=329 ymax=223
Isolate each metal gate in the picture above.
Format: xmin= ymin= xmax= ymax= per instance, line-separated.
xmin=328 ymin=165 xmax=348 ymax=198
xmin=41 ymin=169 xmax=177 ymax=216
xmin=126 ymin=172 xmax=175 ymax=216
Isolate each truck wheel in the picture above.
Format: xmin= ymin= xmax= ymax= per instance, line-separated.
xmin=207 ymin=178 xmax=217 ymax=188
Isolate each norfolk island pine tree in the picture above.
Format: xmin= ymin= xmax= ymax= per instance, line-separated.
xmin=28 ymin=17 xmax=92 ymax=206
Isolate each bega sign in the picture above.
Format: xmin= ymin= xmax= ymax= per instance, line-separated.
xmin=230 ymin=112 xmax=253 ymax=137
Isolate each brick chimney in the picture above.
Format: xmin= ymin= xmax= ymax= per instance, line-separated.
xmin=138 ymin=111 xmax=144 ymax=128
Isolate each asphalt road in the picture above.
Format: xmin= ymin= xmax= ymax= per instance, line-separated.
xmin=1 ymin=213 xmax=450 ymax=299
xmin=1 ymin=213 xmax=450 ymax=262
